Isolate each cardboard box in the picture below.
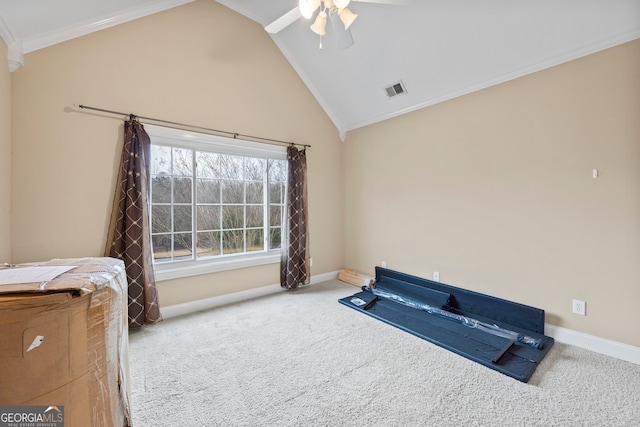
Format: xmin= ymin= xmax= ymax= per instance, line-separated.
xmin=0 ymin=258 xmax=130 ymax=426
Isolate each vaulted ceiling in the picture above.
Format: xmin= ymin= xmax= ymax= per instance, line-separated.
xmin=1 ymin=0 xmax=639 ymax=137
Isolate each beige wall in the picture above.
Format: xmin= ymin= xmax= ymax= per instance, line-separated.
xmin=10 ymin=1 xmax=343 ymax=305
xmin=344 ymin=40 xmax=640 ymax=347
xmin=0 ymin=39 xmax=10 ymax=263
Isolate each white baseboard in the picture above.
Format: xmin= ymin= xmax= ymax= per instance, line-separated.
xmin=161 ymin=270 xmax=340 ymax=319
xmin=545 ymin=323 xmax=640 ymax=365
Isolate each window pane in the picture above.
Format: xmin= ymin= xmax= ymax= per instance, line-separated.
xmin=222 ymin=230 xmax=243 ymax=254
xmin=197 ymin=231 xmax=221 ymax=257
xmin=246 ymin=182 xmax=263 ymax=204
xmin=173 ymin=233 xmax=193 ymax=259
xmin=174 ymin=177 xmax=192 ymax=203
xmin=269 ymin=205 xmax=282 ymax=227
xmin=152 ymin=234 xmax=172 ymax=261
xmin=197 ymin=179 xmax=220 ymax=203
xmin=246 ymin=206 xmax=263 ymax=228
xmin=151 ymin=176 xmax=171 ymax=203
xmin=152 ymin=205 xmax=171 ymax=233
xmin=269 ymin=183 xmax=283 ymax=204
xmin=173 ymin=205 xmax=192 ymax=232
xmin=246 ymin=229 xmax=264 ymax=252
xmin=219 ymin=154 xmax=243 ymax=180
xmin=151 ymin=145 xmax=171 ymax=175
xmin=173 ymin=148 xmax=193 ymax=176
xmin=269 ymin=227 xmax=282 ymax=250
xmin=268 ymin=159 xmax=287 ymax=182
xmin=222 ymin=206 xmax=243 ymax=229
xmin=196 ymin=152 xmax=219 ymax=178
xmin=149 ymin=128 xmax=288 ymax=267
xmin=197 ymin=205 xmax=220 ymax=231
xmin=221 ymin=180 xmax=244 ymax=204
xmin=245 ymin=157 xmax=264 ymax=181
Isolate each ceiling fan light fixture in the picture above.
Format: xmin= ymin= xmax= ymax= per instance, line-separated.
xmin=299 ymin=0 xmax=321 ymax=19
xmin=339 ymin=7 xmax=358 ymax=30
xmin=329 ymin=12 xmax=355 ymax=49
xmin=310 ymin=10 xmax=328 ymax=35
xmin=333 ymin=0 xmax=351 ymax=8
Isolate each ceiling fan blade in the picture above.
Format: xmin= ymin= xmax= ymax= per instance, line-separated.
xmin=265 ymin=7 xmax=303 ymax=34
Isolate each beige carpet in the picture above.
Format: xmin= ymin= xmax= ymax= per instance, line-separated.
xmin=129 ymin=279 xmax=640 ymax=426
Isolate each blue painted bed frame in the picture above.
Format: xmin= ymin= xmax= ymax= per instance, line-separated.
xmin=339 ymin=267 xmax=554 ymax=382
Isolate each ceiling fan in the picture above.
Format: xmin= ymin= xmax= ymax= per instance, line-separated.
xmin=265 ymin=0 xmax=408 ymax=49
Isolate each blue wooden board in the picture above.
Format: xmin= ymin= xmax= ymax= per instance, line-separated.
xmin=339 ymin=268 xmax=554 ymax=382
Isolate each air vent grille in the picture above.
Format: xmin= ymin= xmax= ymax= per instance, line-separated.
xmin=384 ymin=81 xmax=407 ymax=98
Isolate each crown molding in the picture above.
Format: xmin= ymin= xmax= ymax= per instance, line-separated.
xmin=7 ymin=40 xmax=23 ymax=71
xmin=0 ymin=12 xmax=15 ymax=47
xmin=0 ymin=11 xmax=23 ymax=71
xmin=22 ymin=0 xmax=194 ymax=54
xmin=342 ymin=29 xmax=640 ymax=133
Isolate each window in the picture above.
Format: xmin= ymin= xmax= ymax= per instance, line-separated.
xmin=145 ymin=125 xmax=287 ymax=280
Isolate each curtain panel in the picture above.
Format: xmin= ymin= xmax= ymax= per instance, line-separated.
xmin=105 ymin=117 xmax=162 ymax=327
xmin=280 ymin=146 xmax=310 ymax=290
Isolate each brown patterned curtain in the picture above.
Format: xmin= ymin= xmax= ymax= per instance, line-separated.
xmin=281 ymin=146 xmax=310 ymax=290
xmin=105 ymin=116 xmax=162 ymax=327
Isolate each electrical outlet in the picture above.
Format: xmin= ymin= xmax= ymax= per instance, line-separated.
xmin=381 ymin=261 xmax=387 ymax=268
xmin=434 ymin=271 xmax=440 ymax=282
xmin=572 ymin=299 xmax=586 ymax=316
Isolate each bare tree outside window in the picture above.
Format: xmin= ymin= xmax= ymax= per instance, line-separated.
xmin=268 ymin=159 xmax=287 ymax=250
xmin=149 ymin=142 xmax=286 ymax=264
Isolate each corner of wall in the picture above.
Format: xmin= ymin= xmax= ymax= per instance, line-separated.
xmin=0 ymin=37 xmax=12 ymax=262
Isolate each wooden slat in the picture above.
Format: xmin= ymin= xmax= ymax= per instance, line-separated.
xmin=338 ymin=269 xmax=374 ymax=287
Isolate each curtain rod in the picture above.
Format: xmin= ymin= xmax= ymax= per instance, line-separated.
xmin=75 ymin=104 xmax=311 ymax=149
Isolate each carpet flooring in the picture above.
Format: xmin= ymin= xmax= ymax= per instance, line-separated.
xmin=129 ymin=279 xmax=640 ymax=426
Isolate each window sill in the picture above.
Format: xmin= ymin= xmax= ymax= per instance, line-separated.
xmin=154 ymin=253 xmax=280 ymax=282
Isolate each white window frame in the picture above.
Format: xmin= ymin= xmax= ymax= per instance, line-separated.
xmin=145 ymin=124 xmax=287 ymax=281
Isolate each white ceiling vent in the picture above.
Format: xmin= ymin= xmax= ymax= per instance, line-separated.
xmin=384 ymin=81 xmax=407 ymax=98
